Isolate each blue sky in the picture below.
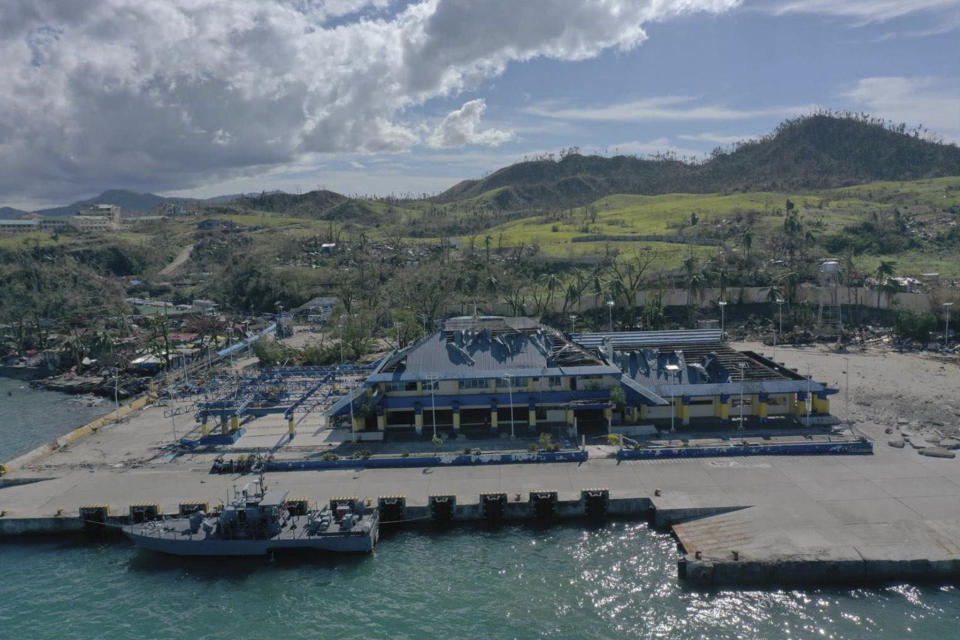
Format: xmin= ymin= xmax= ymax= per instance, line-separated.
xmin=1 ymin=0 xmax=957 ymax=209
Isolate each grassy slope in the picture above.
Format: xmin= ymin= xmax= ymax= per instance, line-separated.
xmin=450 ymin=176 xmax=960 ymax=276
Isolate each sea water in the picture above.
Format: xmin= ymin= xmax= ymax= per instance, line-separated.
xmin=2 ymin=387 xmax=959 ymax=640
xmin=0 ymin=376 xmax=108 ymax=461
xmin=1 ymin=525 xmax=958 ymax=640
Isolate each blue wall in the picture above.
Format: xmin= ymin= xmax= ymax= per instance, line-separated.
xmin=264 ymin=449 xmax=587 ymax=471
xmin=616 ymin=440 xmax=872 ymax=461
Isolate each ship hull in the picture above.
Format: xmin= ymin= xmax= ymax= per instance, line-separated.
xmin=124 ymin=518 xmax=378 ymax=557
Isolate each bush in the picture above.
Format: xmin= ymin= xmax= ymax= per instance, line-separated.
xmin=351 ymin=449 xmax=372 ymax=459
xmin=894 ymin=310 xmax=937 ymax=342
xmin=321 ymin=451 xmax=339 ymax=461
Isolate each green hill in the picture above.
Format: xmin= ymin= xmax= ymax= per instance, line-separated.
xmin=438 ymin=114 xmax=960 ymax=209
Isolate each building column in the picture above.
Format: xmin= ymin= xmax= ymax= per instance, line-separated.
xmin=603 ymin=407 xmax=613 ymax=431
xmin=639 ymin=405 xmax=647 ymax=421
xmin=631 ymin=406 xmax=640 ymax=423
xmin=757 ymin=393 xmax=769 ymax=421
xmin=229 ymin=415 xmax=240 ymax=432
xmin=716 ymin=394 xmax=730 ymax=421
xmin=376 ymin=406 xmax=386 ymax=432
xmin=681 ymin=396 xmax=691 ymax=426
xmin=414 ymin=404 xmax=423 ymax=435
xmin=490 ymin=409 xmax=499 ymax=433
xmin=528 ymin=400 xmax=537 ymax=433
xmin=201 ymin=415 xmax=210 ymax=437
xmin=288 ymin=417 xmax=296 ymax=438
xmin=452 ymin=401 xmax=461 ymax=434
xmin=813 ymin=392 xmax=830 ymax=415
xmin=792 ymin=391 xmax=807 ymax=417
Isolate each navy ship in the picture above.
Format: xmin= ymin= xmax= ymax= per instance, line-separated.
xmin=123 ymin=477 xmax=378 ymax=556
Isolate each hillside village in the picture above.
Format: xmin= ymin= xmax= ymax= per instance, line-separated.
xmin=1 ymin=115 xmax=958 ymax=396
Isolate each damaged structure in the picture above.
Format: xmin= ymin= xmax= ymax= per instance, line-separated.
xmin=328 ymin=318 xmax=837 ymax=439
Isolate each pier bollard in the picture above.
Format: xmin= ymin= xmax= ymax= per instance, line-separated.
xmin=429 ymin=495 xmax=456 ymax=523
xmin=581 ymin=488 xmax=609 ymax=521
xmin=330 ymin=496 xmax=361 ymax=513
xmin=285 ymin=499 xmax=309 ymax=517
xmin=529 ymin=491 xmax=558 ymax=521
xmin=79 ymin=505 xmax=110 ymax=531
xmin=178 ymin=502 xmax=210 ymax=516
xmin=480 ymin=492 xmax=507 ymax=524
xmin=378 ymin=496 xmax=407 ymax=523
xmin=128 ymin=504 xmax=160 ymax=524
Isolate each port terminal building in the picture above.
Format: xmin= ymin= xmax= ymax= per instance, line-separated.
xmin=329 ymin=316 xmax=837 ymax=440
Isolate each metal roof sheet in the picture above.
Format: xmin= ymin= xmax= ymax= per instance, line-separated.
xmin=572 ymin=329 xmax=723 ymax=348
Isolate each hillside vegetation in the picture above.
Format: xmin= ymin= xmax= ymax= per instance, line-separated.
xmin=2 ymin=113 xmax=958 ymax=368
xmin=438 ymin=114 xmax=960 ymax=210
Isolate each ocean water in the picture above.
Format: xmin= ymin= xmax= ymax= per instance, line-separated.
xmin=0 ymin=376 xmax=109 ymax=461
xmin=2 ymin=388 xmax=960 ymax=640
xmin=2 ymin=524 xmax=959 ymax=640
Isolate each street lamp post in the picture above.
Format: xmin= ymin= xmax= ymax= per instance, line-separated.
xmin=718 ymin=300 xmax=727 ymax=336
xmin=843 ymin=356 xmax=850 ymax=422
xmin=349 ymin=388 xmax=356 ymax=443
xmin=670 ymin=395 xmax=675 ymax=433
xmin=569 ymin=314 xmax=577 ymax=335
xmin=427 ymin=373 xmax=439 ymax=439
xmin=944 ymin=302 xmax=954 ymax=346
xmin=606 ymin=300 xmax=615 ymax=332
xmin=338 ymin=321 xmax=344 ymax=365
xmin=777 ymin=298 xmax=785 ymax=346
xmin=503 ymin=375 xmax=515 ymax=439
xmin=738 ymin=363 xmax=746 ymax=431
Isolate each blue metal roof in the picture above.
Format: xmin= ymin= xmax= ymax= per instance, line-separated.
xmin=572 ymin=329 xmax=722 ymax=348
xmin=377 ymin=390 xmax=611 ymax=411
xmin=369 ymin=330 xmax=615 ymax=382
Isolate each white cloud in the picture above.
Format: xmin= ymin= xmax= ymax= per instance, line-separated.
xmin=525 ymin=96 xmax=814 ymax=122
xmin=841 ymin=76 xmax=960 ymax=141
xmin=678 ymin=132 xmax=757 ymax=145
xmin=428 ymin=99 xmax=513 ymax=148
xmin=609 ymin=137 xmax=705 ymax=159
xmin=767 ymin=0 xmax=958 ymax=23
xmin=0 ymin=0 xmax=742 ymax=202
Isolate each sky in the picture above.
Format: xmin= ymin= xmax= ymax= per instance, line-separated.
xmin=1 ymin=0 xmax=958 ymax=210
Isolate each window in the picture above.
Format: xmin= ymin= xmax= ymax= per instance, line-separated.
xmin=459 ymin=378 xmax=488 ymax=390
xmin=383 ymin=381 xmax=418 ymax=392
xmin=548 ymin=377 xmax=563 ymax=387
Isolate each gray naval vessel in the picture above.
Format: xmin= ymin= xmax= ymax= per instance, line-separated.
xmin=123 ymin=476 xmax=379 ymax=556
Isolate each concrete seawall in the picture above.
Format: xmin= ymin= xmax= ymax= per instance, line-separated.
xmin=1 ymin=393 xmax=153 ymax=475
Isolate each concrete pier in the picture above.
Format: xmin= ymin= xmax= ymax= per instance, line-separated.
xmin=3 ymin=343 xmax=960 ymax=587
